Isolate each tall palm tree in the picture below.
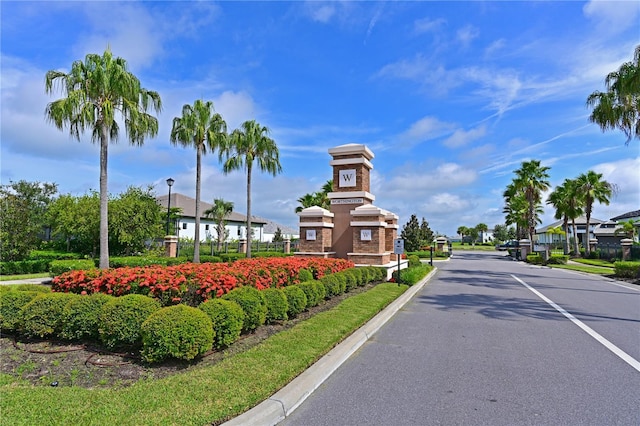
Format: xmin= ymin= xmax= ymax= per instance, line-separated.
xmin=575 ymin=171 xmax=614 ymax=255
xmin=511 ymin=160 xmax=551 ymax=250
xmin=456 ymin=226 xmax=469 ymax=241
xmin=295 ymin=193 xmax=319 ymax=213
xmin=45 ymin=49 xmax=161 ymax=269
xmin=221 ymin=120 xmax=282 ymax=258
xmin=295 ymin=179 xmax=333 ymax=213
xmin=204 ymin=198 xmax=234 ymax=252
xmin=587 ymin=44 xmax=640 ymax=145
xmin=171 ymin=100 xmax=227 ymax=263
xmin=502 ymin=183 xmax=528 ymax=241
xmin=547 ymin=179 xmax=583 ymax=255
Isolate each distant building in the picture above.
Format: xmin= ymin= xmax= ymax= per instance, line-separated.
xmin=535 ymin=216 xmax=605 ymax=245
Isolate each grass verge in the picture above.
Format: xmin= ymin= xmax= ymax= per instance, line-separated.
xmin=0 ymin=273 xmax=50 ymax=282
xmin=570 ymin=258 xmax=615 ymax=268
xmin=548 ymin=264 xmax=613 ymax=275
xmin=0 ymin=283 xmax=410 ymax=425
xmin=450 ymin=243 xmax=495 ymax=251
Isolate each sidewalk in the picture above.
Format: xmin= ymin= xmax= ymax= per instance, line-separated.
xmin=0 ymin=277 xmax=52 ymax=286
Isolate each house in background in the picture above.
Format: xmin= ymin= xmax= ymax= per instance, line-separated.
xmin=535 ymin=216 xmax=605 ymax=246
xmin=254 ymin=217 xmax=299 ymax=242
xmin=610 ymin=209 xmax=640 ymax=242
xmin=157 ymin=193 xmax=268 ymax=243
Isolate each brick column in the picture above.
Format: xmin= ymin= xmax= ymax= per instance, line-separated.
xmin=297 ymin=206 xmax=335 ymax=258
xmin=620 ymin=238 xmax=633 ymax=261
xmin=164 ymin=235 xmax=178 ymax=258
xmin=348 ymin=204 xmax=390 ymax=265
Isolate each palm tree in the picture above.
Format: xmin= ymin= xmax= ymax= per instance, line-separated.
xmin=221 ymin=120 xmax=282 ymax=259
xmin=511 ymin=160 xmax=551 ymax=250
xmin=295 ymin=193 xmax=319 ymax=213
xmin=615 ymin=219 xmax=639 ymax=241
xmin=502 ymin=184 xmax=528 ymax=241
xmin=45 ymin=49 xmax=161 ymax=269
xmin=295 ymin=179 xmax=333 ymax=213
xmin=547 ymin=179 xmax=583 ymax=255
xmin=587 ymin=45 xmax=640 ymax=145
xmin=170 ymin=100 xmax=227 ymax=263
xmin=456 ymin=226 xmax=469 ymax=242
xmin=204 ymin=198 xmax=234 ymax=252
xmin=575 ymin=171 xmax=614 ymax=255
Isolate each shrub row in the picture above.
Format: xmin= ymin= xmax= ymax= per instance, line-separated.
xmin=49 ymin=259 xmax=96 ymax=276
xmin=408 ymin=250 xmax=450 ymax=259
xmin=614 ymin=261 xmax=640 ymax=278
xmin=3 ymin=265 xmax=386 ymax=363
xmin=526 ymin=254 xmax=569 ymax=266
xmin=0 ymin=260 xmax=51 ymax=275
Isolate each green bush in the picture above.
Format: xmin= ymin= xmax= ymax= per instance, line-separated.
xmin=393 ymin=264 xmax=432 ymax=285
xmin=298 ymin=280 xmax=321 ymax=308
xmin=262 ymin=288 xmax=289 ymax=323
xmin=220 ymin=253 xmax=246 ymax=263
xmin=222 ymin=286 xmax=267 ymax=333
xmin=60 ymin=293 xmax=113 ymax=341
xmin=140 ymin=305 xmax=213 ymax=363
xmin=198 ymin=298 xmax=244 ymax=349
xmin=0 ymin=260 xmax=50 ymax=275
xmin=546 ymin=255 xmax=569 ymax=265
xmin=365 ymin=266 xmax=386 ymax=282
xmin=526 ymin=254 xmax=544 ymax=265
xmin=312 ymin=280 xmax=327 ymax=302
xmin=0 ymin=291 xmax=40 ymax=332
xmin=2 ymin=284 xmax=51 ymax=293
xmin=199 ymin=255 xmax=222 ymax=264
xmin=49 ymin=259 xmax=96 ymax=277
xmin=408 ymin=255 xmax=421 ymax=268
xmin=349 ymin=268 xmax=365 ymax=286
xmin=340 ymin=270 xmax=358 ymax=292
xmin=19 ymin=292 xmax=77 ymax=338
xmin=28 ymin=250 xmax=82 ymax=261
xmin=98 ymin=294 xmax=161 ymax=349
xmin=321 ymin=275 xmax=345 ymax=298
xmin=297 ymin=268 xmax=313 ymax=282
xmin=282 ymin=285 xmax=307 ymax=318
xmin=614 ymin=261 xmax=640 ymax=278
xmin=109 ymin=257 xmax=173 ymax=268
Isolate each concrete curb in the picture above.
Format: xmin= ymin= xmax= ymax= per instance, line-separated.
xmin=0 ymin=278 xmax=52 ymax=286
xmin=224 ymin=267 xmax=439 ymax=426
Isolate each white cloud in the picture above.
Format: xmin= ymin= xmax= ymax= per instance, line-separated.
xmin=593 ymin=157 xmax=640 ymax=210
xmin=213 ymin=91 xmax=260 ymax=131
xmin=457 ymin=25 xmax=479 ymax=47
xmin=397 ymin=116 xmax=456 ymax=147
xmin=413 ymin=17 xmax=446 ymax=35
xmin=309 ymin=4 xmax=336 ymax=23
xmin=443 ymin=125 xmax=487 ymax=148
xmin=423 ymin=192 xmax=474 ymax=214
xmin=583 ymin=0 xmax=640 ymax=35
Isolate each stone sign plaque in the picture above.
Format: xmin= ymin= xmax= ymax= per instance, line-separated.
xmin=339 ymin=169 xmax=356 ymax=187
xmin=331 ymin=198 xmax=364 ymax=205
xmin=361 ymin=229 xmax=372 ymax=241
xmin=306 ymin=229 xmax=316 ymax=241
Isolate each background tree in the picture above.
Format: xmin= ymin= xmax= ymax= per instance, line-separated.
xmin=615 ymin=219 xmax=639 ymax=241
xmin=456 ymin=226 xmax=469 ymax=242
xmin=492 ymin=224 xmax=513 ymax=243
xmin=0 ymin=180 xmax=58 ymax=261
xmin=295 ymin=179 xmax=332 ymax=212
xmin=467 ymin=227 xmax=480 ymax=247
xmin=45 ymin=48 xmax=162 ymax=269
xmin=475 ymin=223 xmax=488 ymax=243
xmin=47 ymin=191 xmax=100 ymax=256
xmin=161 ymin=207 xmax=182 ymax=236
xmin=547 ymin=179 xmax=583 ymax=255
xmin=401 ymin=214 xmax=422 ymax=252
xmin=171 ymin=99 xmax=227 ymax=263
xmin=575 ymin=170 xmax=614 ymax=255
xmin=272 ymin=227 xmax=284 ymax=243
xmin=587 ymin=44 xmax=640 ymax=144
xmin=509 ymin=160 xmax=550 ymax=250
xmin=204 ymin=198 xmax=234 ymax=251
xmin=420 ymin=218 xmax=434 ymax=247
xmin=221 ymin=120 xmax=282 ymax=259
xmin=109 ymin=186 xmax=163 ymax=255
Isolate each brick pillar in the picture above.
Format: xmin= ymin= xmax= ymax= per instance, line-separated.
xmin=385 ymin=211 xmax=399 ymax=261
xmin=239 ymin=238 xmax=247 ymax=254
xmin=519 ymin=239 xmax=531 ymax=260
xmin=589 ymin=238 xmax=598 ymax=254
xmin=436 ymin=236 xmax=447 ymax=252
xmin=621 ymin=238 xmax=633 ymax=261
xmin=284 ymin=238 xmax=291 ymax=254
xmin=164 ymin=235 xmax=178 ymax=258
xmin=297 ymin=206 xmax=334 ymax=256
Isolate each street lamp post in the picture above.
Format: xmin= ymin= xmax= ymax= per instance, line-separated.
xmin=166 ymin=178 xmax=175 ymax=235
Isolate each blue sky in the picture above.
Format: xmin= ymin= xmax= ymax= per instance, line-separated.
xmin=2 ymin=1 xmax=639 ymax=237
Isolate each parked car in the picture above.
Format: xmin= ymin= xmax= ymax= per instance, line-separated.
xmin=496 ymin=240 xmax=519 ymax=251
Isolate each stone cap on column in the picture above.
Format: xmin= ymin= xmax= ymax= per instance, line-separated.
xmin=328 ymin=143 xmax=374 ymax=161
xmin=620 ymin=238 xmax=633 ymax=245
xmin=297 ymin=206 xmax=334 ymax=218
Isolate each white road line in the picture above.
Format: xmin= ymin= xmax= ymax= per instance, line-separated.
xmin=511 ymin=274 xmax=640 ymax=373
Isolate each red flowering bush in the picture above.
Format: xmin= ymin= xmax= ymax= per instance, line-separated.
xmin=52 ymin=257 xmax=354 ymax=306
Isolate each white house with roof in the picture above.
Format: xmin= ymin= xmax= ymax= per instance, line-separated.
xmin=535 ymin=215 xmax=605 ymax=245
xmin=157 ymin=193 xmax=268 ymax=242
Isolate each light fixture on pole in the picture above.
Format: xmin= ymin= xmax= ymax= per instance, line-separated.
xmin=166 ymin=178 xmax=175 ymax=235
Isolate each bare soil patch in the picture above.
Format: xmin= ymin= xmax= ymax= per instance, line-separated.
xmin=1 ymin=283 xmax=377 ymax=389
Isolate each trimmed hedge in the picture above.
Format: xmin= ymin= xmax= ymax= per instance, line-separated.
xmin=297 ymin=268 xmax=313 ymax=282
xmin=321 ymin=274 xmax=345 ymax=298
xmin=140 ymin=305 xmax=213 ymax=363
xmin=19 ymin=292 xmax=77 ymax=339
xmin=0 ymin=291 xmax=40 ymax=332
xmin=60 ymin=293 xmax=113 ymax=341
xmin=298 ymin=280 xmax=322 ymax=308
xmin=98 ymin=294 xmax=161 ymax=348
xmin=0 ymin=259 xmax=51 ymax=275
xmin=198 ymin=298 xmax=244 ymax=349
xmin=222 ymin=286 xmax=267 ymax=333
xmin=262 ymin=288 xmax=289 ymax=323
xmin=614 ymin=261 xmax=640 ymax=278
xmin=282 ymin=285 xmax=307 ymax=318
xmin=408 ymin=255 xmax=421 ymax=268
xmin=49 ymin=259 xmax=96 ymax=277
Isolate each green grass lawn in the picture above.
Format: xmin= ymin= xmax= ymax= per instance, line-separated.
xmin=0 ymin=273 xmax=50 ymax=281
xmin=570 ymin=258 xmax=615 ymax=268
xmin=0 ymin=278 xmax=429 ymax=425
xmin=451 ymin=243 xmax=495 ymax=251
xmin=548 ymin=264 xmax=614 ymax=275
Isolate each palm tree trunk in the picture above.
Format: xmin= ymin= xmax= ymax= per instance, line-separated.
xmin=571 ymin=219 xmax=579 ymax=255
xmin=585 ymin=208 xmax=592 ymax=256
xmin=99 ymin=125 xmax=109 ymax=269
xmin=563 ymin=217 xmax=569 ymax=255
xmin=246 ymin=164 xmax=252 ymax=259
xmin=194 ymin=146 xmax=202 ymax=263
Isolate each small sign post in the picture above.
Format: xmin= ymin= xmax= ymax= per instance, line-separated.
xmin=393 ymin=238 xmax=404 ymax=285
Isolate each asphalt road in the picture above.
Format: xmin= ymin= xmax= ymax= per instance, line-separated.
xmin=280 ymin=251 xmax=640 ymax=426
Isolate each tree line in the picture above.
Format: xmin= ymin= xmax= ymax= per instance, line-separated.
xmin=45 ymin=49 xmax=282 ymax=268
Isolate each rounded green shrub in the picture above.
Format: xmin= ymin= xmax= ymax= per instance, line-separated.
xmin=408 ymin=255 xmax=421 ymax=268
xmin=99 ymin=294 xmax=161 ymax=348
xmin=262 ymin=288 xmax=289 ymax=323
xmin=341 ymin=270 xmax=358 ymax=292
xmin=49 ymin=259 xmax=96 ymax=277
xmin=321 ymin=275 xmax=345 ymax=298
xmin=282 ymin=285 xmax=307 ymax=318
xmin=19 ymin=292 xmax=77 ymax=338
xmin=349 ymin=268 xmax=365 ymax=286
xmin=222 ymin=286 xmax=266 ymax=333
xmin=0 ymin=291 xmax=40 ymax=332
xmin=60 ymin=293 xmax=113 ymax=341
xmin=199 ymin=298 xmax=244 ymax=349
xmin=312 ymin=280 xmax=327 ymax=302
xmin=298 ymin=281 xmax=320 ymax=308
xmin=298 ymin=268 xmax=314 ymax=282
xmin=4 ymin=284 xmax=51 ymax=293
xmin=140 ymin=305 xmax=213 ymax=363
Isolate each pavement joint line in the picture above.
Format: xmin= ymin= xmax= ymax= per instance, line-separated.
xmin=223 ymin=267 xmax=438 ymax=426
xmin=511 ymin=274 xmax=640 ymax=373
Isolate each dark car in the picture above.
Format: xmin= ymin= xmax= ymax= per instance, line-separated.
xmin=496 ymin=240 xmax=519 ymax=251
